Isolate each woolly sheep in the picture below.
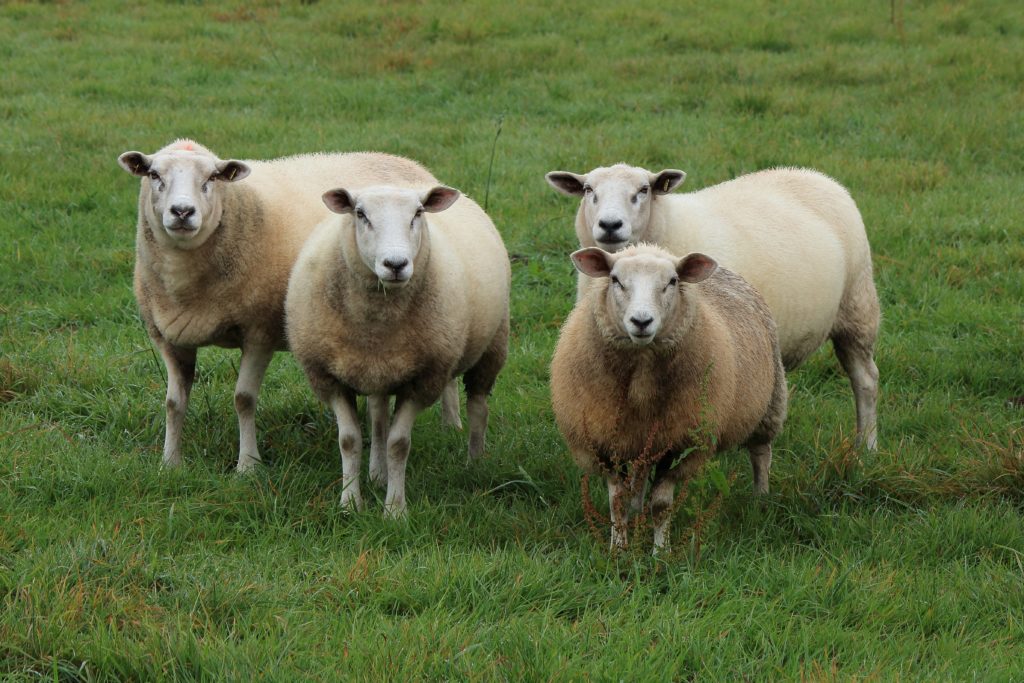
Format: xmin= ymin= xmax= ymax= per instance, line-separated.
xmin=118 ymin=139 xmax=443 ymax=471
xmin=550 ymin=244 xmax=787 ymax=551
xmin=285 ymin=184 xmax=510 ymax=516
xmin=546 ymin=164 xmax=879 ymax=450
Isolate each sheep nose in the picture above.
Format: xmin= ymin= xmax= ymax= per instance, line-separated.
xmin=170 ymin=204 xmax=195 ymax=219
xmin=598 ymin=219 xmax=623 ymax=234
xmin=630 ymin=315 xmax=654 ymax=331
xmin=383 ymin=257 xmax=409 ymax=274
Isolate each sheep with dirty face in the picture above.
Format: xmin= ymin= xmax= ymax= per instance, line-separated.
xmin=285 ymin=184 xmax=510 ymax=516
xmin=550 ymin=244 xmax=787 ymax=552
xmin=546 ymin=164 xmax=879 ymax=450
xmin=118 ymin=139 xmax=443 ymax=471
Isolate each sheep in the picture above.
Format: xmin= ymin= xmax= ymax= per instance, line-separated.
xmin=546 ymin=164 xmax=879 ymax=450
xmin=550 ymin=244 xmax=787 ymax=552
xmin=285 ymin=184 xmax=510 ymax=516
xmin=117 ymin=138 xmax=446 ymax=472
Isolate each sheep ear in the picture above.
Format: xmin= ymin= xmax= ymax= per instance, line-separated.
xmin=649 ymin=169 xmax=686 ymax=194
xmin=677 ymin=253 xmax=717 ymax=283
xmin=118 ymin=151 xmax=152 ymax=176
xmin=422 ymin=185 xmax=460 ymax=213
xmin=214 ymin=160 xmax=250 ymax=182
xmin=323 ymin=189 xmax=356 ymax=214
xmin=571 ymin=248 xmax=614 ymax=278
xmin=545 ymin=171 xmax=588 ymax=196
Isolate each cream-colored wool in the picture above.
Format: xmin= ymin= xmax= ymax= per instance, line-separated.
xmin=286 ymin=185 xmax=510 ymax=516
xmin=119 ymin=139 xmax=438 ymax=471
xmin=550 ymin=244 xmax=787 ymax=551
xmin=547 ymin=164 xmax=879 ymax=449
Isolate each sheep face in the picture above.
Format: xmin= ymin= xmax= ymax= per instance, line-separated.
xmin=118 ymin=141 xmax=250 ymax=249
xmin=572 ymin=247 xmax=717 ymax=346
xmin=546 ymin=165 xmax=686 ymax=250
xmin=323 ymin=185 xmax=460 ymax=289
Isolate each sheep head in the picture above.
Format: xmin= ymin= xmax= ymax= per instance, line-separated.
xmin=547 ymin=164 xmax=685 ymax=250
xmin=572 ymin=245 xmax=716 ymax=346
xmin=322 ymin=185 xmax=460 ymax=289
xmin=118 ymin=139 xmax=250 ymax=249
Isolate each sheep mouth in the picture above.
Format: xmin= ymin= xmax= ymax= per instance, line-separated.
xmin=596 ymin=238 xmax=628 ymax=249
xmin=628 ymin=332 xmax=655 ymax=345
xmin=165 ymin=223 xmax=199 ymax=235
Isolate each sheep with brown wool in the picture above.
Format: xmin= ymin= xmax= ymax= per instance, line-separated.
xmin=550 ymin=244 xmax=787 ymax=551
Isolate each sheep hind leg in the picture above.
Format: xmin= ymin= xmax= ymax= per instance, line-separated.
xmin=368 ymin=394 xmax=390 ymax=487
xmin=747 ymin=442 xmax=772 ymax=495
xmin=440 ymin=380 xmax=462 ymax=431
xmin=383 ymin=398 xmax=422 ymax=519
xmin=331 ymin=393 xmax=363 ymax=512
xmin=234 ymin=345 xmax=275 ymax=473
xmin=463 ymin=315 xmax=509 ymax=461
xmin=158 ymin=342 xmax=196 ymax=468
xmin=832 ymin=277 xmax=880 ymax=451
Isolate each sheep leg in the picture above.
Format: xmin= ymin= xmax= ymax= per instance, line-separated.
xmin=234 ymin=345 xmax=274 ymax=472
xmin=650 ymin=478 xmax=676 ymax=553
xmin=607 ymin=478 xmax=629 ymax=550
xmin=747 ymin=442 xmax=772 ymax=495
xmin=440 ymin=380 xmax=462 ymax=430
xmin=383 ymin=398 xmax=422 ymax=519
xmin=158 ymin=343 xmax=196 ymax=468
xmin=833 ymin=335 xmax=879 ymax=451
xmin=331 ymin=393 xmax=363 ymax=511
xmin=368 ymin=394 xmax=390 ymax=487
xmin=463 ymin=316 xmax=508 ymax=461
xmin=466 ymin=393 xmax=489 ymax=461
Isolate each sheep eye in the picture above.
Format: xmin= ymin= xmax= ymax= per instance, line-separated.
xmin=611 ymin=276 xmax=622 ymax=289
xmin=148 ymin=171 xmax=161 ymax=184
xmin=582 ymin=184 xmax=592 ymax=194
xmin=355 ymin=209 xmax=366 ymax=221
xmin=666 ymin=277 xmax=678 ymax=290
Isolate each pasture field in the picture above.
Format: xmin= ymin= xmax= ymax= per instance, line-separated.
xmin=1 ymin=0 xmax=1023 ymax=679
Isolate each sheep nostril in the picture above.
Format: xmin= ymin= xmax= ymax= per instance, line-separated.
xmin=598 ymin=219 xmax=623 ymax=233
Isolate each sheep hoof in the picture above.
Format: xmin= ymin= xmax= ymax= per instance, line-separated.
xmin=339 ymin=491 xmax=364 ymax=513
xmin=235 ymin=454 xmax=262 ymax=473
xmin=443 ymin=412 xmax=463 ymax=431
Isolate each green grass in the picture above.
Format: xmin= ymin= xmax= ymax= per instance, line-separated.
xmin=2 ymin=0 xmax=1023 ymax=679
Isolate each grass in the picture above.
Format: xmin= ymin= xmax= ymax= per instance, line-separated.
xmin=2 ymin=0 xmax=1023 ymax=679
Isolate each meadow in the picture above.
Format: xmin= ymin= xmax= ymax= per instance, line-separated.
xmin=1 ymin=0 xmax=1023 ymax=679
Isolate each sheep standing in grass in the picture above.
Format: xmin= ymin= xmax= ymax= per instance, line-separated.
xmin=285 ymin=185 xmax=510 ymax=516
xmin=118 ymin=139 xmax=442 ymax=471
xmin=546 ymin=164 xmax=879 ymax=450
xmin=550 ymin=244 xmax=787 ymax=551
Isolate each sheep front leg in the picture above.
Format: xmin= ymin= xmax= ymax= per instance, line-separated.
xmin=607 ymin=478 xmax=629 ymax=550
xmin=158 ymin=343 xmax=196 ymax=468
xmin=650 ymin=478 xmax=676 ymax=554
xmin=331 ymin=394 xmax=363 ymax=511
xmin=234 ymin=345 xmax=274 ymax=472
xmin=368 ymin=394 xmax=390 ymax=487
xmin=383 ymin=398 xmax=422 ymax=519
xmin=440 ymin=380 xmax=462 ymax=430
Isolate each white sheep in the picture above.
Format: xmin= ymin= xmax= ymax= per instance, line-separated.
xmin=546 ymin=164 xmax=879 ymax=450
xmin=550 ymin=244 xmax=787 ymax=551
xmin=285 ymin=184 xmax=510 ymax=516
xmin=117 ymin=139 xmax=446 ymax=471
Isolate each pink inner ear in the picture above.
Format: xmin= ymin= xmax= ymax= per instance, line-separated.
xmin=175 ymin=141 xmax=195 ymax=151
